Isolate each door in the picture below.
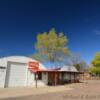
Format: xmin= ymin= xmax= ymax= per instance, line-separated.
xmin=5 ymin=62 xmax=27 ymax=87
xmin=48 ymin=72 xmax=59 ymax=85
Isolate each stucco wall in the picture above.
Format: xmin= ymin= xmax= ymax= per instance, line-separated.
xmin=27 ymin=70 xmax=35 ymax=86
xmin=27 ymin=71 xmax=47 ymax=87
xmin=42 ymin=72 xmax=48 ymax=85
xmin=0 ymin=68 xmax=6 ymax=87
xmin=0 ymin=56 xmax=47 ymax=88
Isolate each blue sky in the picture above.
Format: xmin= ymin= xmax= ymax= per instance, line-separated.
xmin=0 ymin=0 xmax=100 ymax=64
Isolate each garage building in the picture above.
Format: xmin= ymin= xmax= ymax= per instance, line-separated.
xmin=0 ymin=56 xmax=83 ymax=88
xmin=0 ymin=56 xmax=46 ymax=88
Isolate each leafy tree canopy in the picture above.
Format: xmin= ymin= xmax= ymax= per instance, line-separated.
xmin=74 ymin=64 xmax=81 ymax=71
xmin=90 ymin=52 xmax=100 ymax=74
xmin=90 ymin=67 xmax=100 ymax=74
xmin=33 ymin=28 xmax=69 ymax=68
xmin=91 ymin=52 xmax=100 ymax=67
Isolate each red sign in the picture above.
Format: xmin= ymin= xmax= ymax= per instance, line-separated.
xmin=28 ymin=62 xmax=39 ymax=72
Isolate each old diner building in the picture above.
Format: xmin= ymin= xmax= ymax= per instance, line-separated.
xmin=0 ymin=56 xmax=82 ymax=88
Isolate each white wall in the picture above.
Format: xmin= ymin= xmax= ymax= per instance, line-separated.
xmin=42 ymin=72 xmax=48 ymax=85
xmin=27 ymin=70 xmax=35 ymax=86
xmin=0 ymin=68 xmax=6 ymax=87
xmin=27 ymin=71 xmax=48 ymax=87
xmin=0 ymin=56 xmax=47 ymax=88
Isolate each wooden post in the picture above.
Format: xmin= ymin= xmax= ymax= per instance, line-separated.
xmin=35 ymin=72 xmax=38 ymax=88
xmin=70 ymin=72 xmax=71 ymax=83
xmin=83 ymin=72 xmax=84 ymax=80
xmin=54 ymin=72 xmax=57 ymax=86
xmin=74 ymin=73 xmax=75 ymax=83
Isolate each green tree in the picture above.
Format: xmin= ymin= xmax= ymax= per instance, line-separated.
xmin=90 ymin=52 xmax=100 ymax=75
xmin=74 ymin=64 xmax=81 ymax=71
xmin=34 ymin=28 xmax=69 ymax=68
xmin=91 ymin=52 xmax=100 ymax=67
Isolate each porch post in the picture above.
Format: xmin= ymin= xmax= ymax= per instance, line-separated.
xmin=54 ymin=72 xmax=57 ymax=86
xmin=70 ymin=72 xmax=71 ymax=83
xmin=35 ymin=72 xmax=38 ymax=88
xmin=74 ymin=72 xmax=75 ymax=83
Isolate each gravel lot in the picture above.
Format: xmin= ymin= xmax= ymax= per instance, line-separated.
xmin=1 ymin=80 xmax=100 ymax=100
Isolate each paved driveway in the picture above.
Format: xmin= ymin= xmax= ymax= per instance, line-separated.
xmin=1 ymin=80 xmax=100 ymax=100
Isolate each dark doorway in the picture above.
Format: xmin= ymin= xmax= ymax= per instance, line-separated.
xmin=48 ymin=72 xmax=60 ymax=86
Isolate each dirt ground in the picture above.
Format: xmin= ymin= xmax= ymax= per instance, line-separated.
xmin=1 ymin=80 xmax=100 ymax=100
xmin=0 ymin=85 xmax=72 ymax=99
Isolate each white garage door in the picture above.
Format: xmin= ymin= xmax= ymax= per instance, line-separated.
xmin=5 ymin=62 xmax=27 ymax=87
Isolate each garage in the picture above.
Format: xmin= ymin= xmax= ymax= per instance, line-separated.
xmin=5 ymin=62 xmax=27 ymax=88
xmin=0 ymin=56 xmax=46 ymax=88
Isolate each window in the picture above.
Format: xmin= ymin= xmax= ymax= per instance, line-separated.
xmin=38 ymin=72 xmax=42 ymax=80
xmin=0 ymin=66 xmax=6 ymax=69
xmin=35 ymin=72 xmax=42 ymax=80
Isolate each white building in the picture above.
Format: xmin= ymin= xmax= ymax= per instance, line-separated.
xmin=0 ymin=56 xmax=82 ymax=88
xmin=0 ymin=56 xmax=46 ymax=88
